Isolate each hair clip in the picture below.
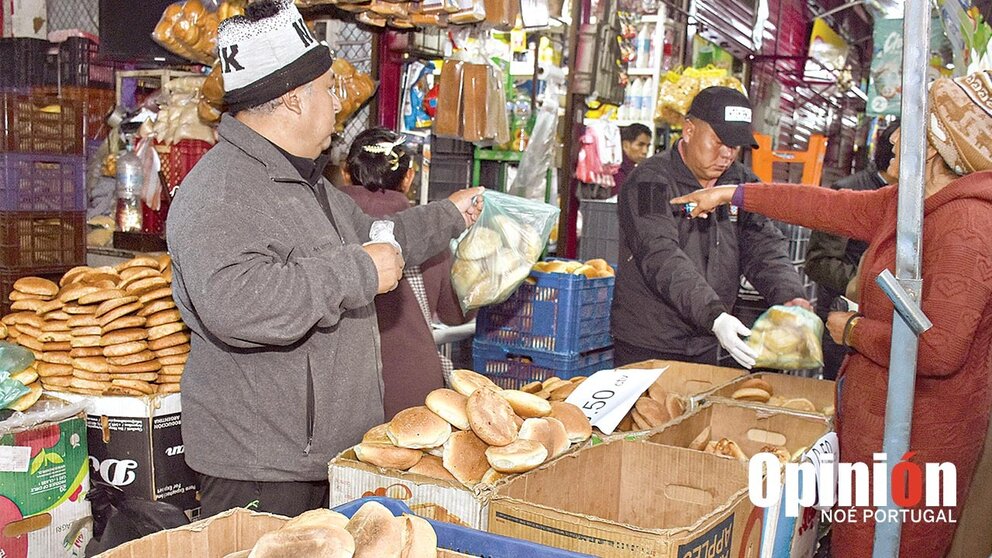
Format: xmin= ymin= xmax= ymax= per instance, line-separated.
xmin=362 ymin=138 xmax=406 ymax=171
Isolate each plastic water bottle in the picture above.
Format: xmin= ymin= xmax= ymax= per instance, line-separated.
xmin=636 ymin=25 xmax=652 ymax=69
xmin=640 ymin=78 xmax=654 ymax=121
xmin=115 ymin=139 xmax=143 ymax=233
xmin=629 ymin=79 xmax=643 ymax=121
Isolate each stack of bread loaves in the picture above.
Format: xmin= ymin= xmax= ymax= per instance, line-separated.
xmin=730 ymin=377 xmax=834 ymax=416
xmin=0 ymin=255 xmax=189 ymax=397
xmin=232 ymin=501 xmax=439 ymax=558
xmin=354 ymin=369 xmax=592 ymax=485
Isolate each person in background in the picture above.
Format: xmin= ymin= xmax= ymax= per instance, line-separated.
xmin=671 ymin=70 xmax=992 ymax=557
xmin=805 ymin=120 xmax=899 ymax=380
xmin=341 ymin=128 xmax=472 ymax=419
xmin=611 ymin=86 xmax=810 ymax=369
xmin=614 ymin=123 xmax=652 ymax=190
xmin=167 ymin=0 xmax=483 ymax=518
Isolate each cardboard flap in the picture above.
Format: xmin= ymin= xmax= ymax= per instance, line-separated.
xmin=619 ymin=360 xmax=745 ymax=399
xmin=707 ymin=373 xmax=835 ymax=416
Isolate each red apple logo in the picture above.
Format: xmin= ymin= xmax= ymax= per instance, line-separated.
xmin=0 ymin=495 xmax=27 ymax=558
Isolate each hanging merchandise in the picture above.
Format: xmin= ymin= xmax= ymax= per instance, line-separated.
xmin=199 ymin=62 xmax=225 ymax=123
xmin=575 ymin=118 xmax=622 ymax=188
xmin=450 ymin=190 xmax=560 ymax=311
xmin=403 ymin=61 xmax=436 ymax=131
xmin=484 ymin=0 xmax=519 ymax=31
xmin=508 ymin=66 xmax=566 ymax=200
xmin=655 ymin=66 xmax=746 ymax=126
xmin=331 ymin=58 xmax=378 ymax=133
xmin=148 ymin=77 xmax=216 ymax=146
xmin=152 ymin=0 xmax=247 ymax=65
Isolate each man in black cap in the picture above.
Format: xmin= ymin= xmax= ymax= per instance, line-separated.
xmin=611 ymin=86 xmax=809 ymax=368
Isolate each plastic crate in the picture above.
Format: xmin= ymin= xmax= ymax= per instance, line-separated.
xmin=0 ymin=211 xmax=86 ymax=268
xmin=475 ymin=270 xmax=614 ymax=355
xmin=472 ymin=340 xmax=614 ymax=389
xmin=0 ymin=267 xmax=69 ymax=315
xmin=1 ymin=92 xmax=85 ymax=155
xmin=0 ymin=38 xmax=52 ymax=89
xmin=56 ymin=37 xmax=101 ymax=87
xmin=0 ymin=152 xmax=85 ymax=211
xmin=428 ymin=155 xmax=471 ymax=201
xmin=577 ymin=199 xmax=618 ymax=265
xmin=35 ymin=85 xmax=116 ymax=140
xmin=333 ymin=496 xmax=593 ymax=558
xmin=156 ymin=139 xmax=213 ymax=195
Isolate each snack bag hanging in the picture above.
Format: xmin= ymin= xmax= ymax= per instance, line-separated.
xmin=451 ymin=191 xmax=560 ymax=311
xmin=746 ymin=306 xmax=825 ymax=370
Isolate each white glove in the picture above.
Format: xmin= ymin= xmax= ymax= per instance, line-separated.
xmin=712 ymin=312 xmax=757 ymax=369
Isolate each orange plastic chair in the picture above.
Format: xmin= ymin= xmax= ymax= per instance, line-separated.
xmin=751 ymin=133 xmax=828 ymax=185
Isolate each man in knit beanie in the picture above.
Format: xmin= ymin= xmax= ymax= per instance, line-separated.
xmin=167 ymin=0 xmax=484 ymax=517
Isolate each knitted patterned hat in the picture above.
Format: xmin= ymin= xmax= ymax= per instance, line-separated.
xmin=928 ymin=70 xmax=992 ymax=175
xmin=217 ymin=0 xmax=332 ymax=113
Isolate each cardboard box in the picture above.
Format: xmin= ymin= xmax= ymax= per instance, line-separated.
xmin=329 ymin=447 xmax=499 ymax=530
xmin=0 ymin=398 xmax=93 ymax=557
xmin=49 ymin=393 xmax=199 ymax=518
xmin=644 ymin=401 xmax=834 ymax=558
xmin=619 ymin=359 xmax=748 ymax=410
xmin=94 ymin=505 xmax=475 ymax=558
xmin=489 ymin=440 xmax=764 ymax=557
xmin=705 ymin=372 xmax=836 ymax=419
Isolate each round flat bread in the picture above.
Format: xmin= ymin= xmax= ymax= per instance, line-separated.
xmin=157 ymin=353 xmax=189 ymax=366
xmin=74 ymin=357 xmax=110 ymax=373
xmin=63 ymin=303 xmax=98 ymax=315
xmin=159 ymin=364 xmax=185 ymax=376
xmin=42 ymin=375 xmax=74 ymax=388
xmin=14 ymin=277 xmax=58 ymax=297
xmin=41 ymin=320 xmax=70 ymax=332
xmin=109 ymin=360 xmax=162 ymax=374
xmin=101 ymin=315 xmax=147 ymax=334
xmin=147 ymin=322 xmax=186 ymax=341
xmin=59 ymin=284 xmax=101 ymax=303
xmin=148 ymin=332 xmax=190 ymax=351
xmin=138 ymin=287 xmax=173 ymax=305
xmin=94 ymin=297 xmax=140 ymax=319
xmin=107 ymin=350 xmax=157 ymax=366
xmin=100 ymin=328 xmax=148 ymax=347
xmin=73 ymin=369 xmax=113 ymax=382
xmin=98 ymin=302 xmax=143 ymax=327
xmin=103 ymin=341 xmax=148 ymax=357
xmin=11 ymin=299 xmax=45 ymax=313
xmin=124 ymin=277 xmax=168 ymax=296
xmin=78 ymin=289 xmax=128 ymax=306
xmin=70 ymin=377 xmax=111 ymax=391
xmin=154 ymin=343 xmax=190 ymax=357
xmin=157 ymin=383 xmax=181 ymax=394
xmin=59 ymin=266 xmax=91 ymax=286
xmin=70 ymin=335 xmax=102 ymax=348
xmin=118 ymin=257 xmax=161 ymax=272
xmin=37 ymin=331 xmax=71 ymax=343
xmin=138 ymin=299 xmax=176 ymax=317
xmin=69 ymin=347 xmax=104 ymax=358
xmin=35 ymin=299 xmax=64 ymax=315
xmin=67 ymin=315 xmax=100 ymax=328
xmin=71 ymin=326 xmax=103 ymax=337
xmin=111 ymin=372 xmax=160 ymax=381
xmin=145 ymin=309 xmax=182 ymax=328
xmin=37 ymin=362 xmax=73 ymax=377
xmin=118 ymin=268 xmax=161 ymax=289
xmin=39 ymin=351 xmax=73 ymax=366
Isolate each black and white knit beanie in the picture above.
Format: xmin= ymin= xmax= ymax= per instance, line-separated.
xmin=217 ymin=0 xmax=332 ymax=113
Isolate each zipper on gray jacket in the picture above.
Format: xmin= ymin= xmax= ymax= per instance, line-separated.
xmin=305 ymin=355 xmax=315 ymax=455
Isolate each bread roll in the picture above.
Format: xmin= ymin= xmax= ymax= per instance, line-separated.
xmin=59 ymin=284 xmax=101 ymax=303
xmin=387 ymin=406 xmax=452 ymax=449
xmin=8 ymin=382 xmax=42 ymax=411
xmin=732 ymin=387 xmax=771 ymax=403
xmin=97 ymin=302 xmax=143 ymax=325
xmin=449 ymin=369 xmax=499 ymax=397
xmin=69 ymin=347 xmax=103 ymax=358
xmin=485 ymin=439 xmax=547 ymax=473
xmin=118 ymin=257 xmax=161 ymax=271
xmin=634 ymin=397 xmax=670 ymax=428
xmin=548 ymin=382 xmax=577 ymax=401
xmin=248 ymin=526 xmax=355 ymax=558
xmin=100 ymin=328 xmax=148 ymax=346
xmin=41 ymin=320 xmax=70 ymax=332
xmin=78 ymin=289 xmax=127 ymax=305
xmin=630 ymin=408 xmax=652 ymax=431
xmin=138 ymin=299 xmax=177 ymax=317
xmin=455 ymin=227 xmax=500 ymax=260
xmin=739 ymin=377 xmax=774 ymax=395
xmin=450 ymin=258 xmax=486 ymax=298
xmin=712 ymin=438 xmax=748 ymax=462
xmin=67 ymin=315 xmax=100 ymax=328
xmin=146 ymin=308 xmax=182 ymax=327
xmin=480 ymin=468 xmax=507 ymax=486
xmin=498 ymin=390 xmax=551 ymax=418
xmin=548 ymin=402 xmax=592 ymax=443
xmin=466 ymin=388 xmax=517 ymax=446
xmin=518 ymin=417 xmax=569 ymax=459
xmin=354 ymin=443 xmax=423 ymax=470
xmin=407 ymin=454 xmax=458 ymax=483
xmin=107 ymin=350 xmax=157 ymax=366
xmin=441 ymin=430 xmax=489 ymax=485
xmin=401 ymin=514 xmax=437 ymax=558
xmin=148 ymin=322 xmax=186 ymax=341
xmin=149 ymin=332 xmax=191 ymax=351
xmin=346 ymin=501 xmax=405 ymax=558
xmin=520 ymin=381 xmax=543 ymax=394
xmin=362 ymin=423 xmax=391 ymax=444
xmin=14 ymin=277 xmax=59 ymax=297
xmin=103 ymin=341 xmax=148 ymax=357
xmin=35 ymin=299 xmax=64 ymax=316
xmin=782 ymin=398 xmax=817 ymax=412
xmin=282 ymin=509 xmax=350 ymax=532
xmin=425 ymin=389 xmax=470 ymax=430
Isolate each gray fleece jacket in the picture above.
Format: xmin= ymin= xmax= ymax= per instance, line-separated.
xmin=166 ymin=115 xmax=465 ymax=482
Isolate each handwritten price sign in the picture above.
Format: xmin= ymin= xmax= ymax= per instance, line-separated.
xmin=564 ymin=366 xmax=668 ymax=434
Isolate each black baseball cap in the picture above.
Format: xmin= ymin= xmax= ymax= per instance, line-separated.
xmin=687 ymin=86 xmax=759 ymax=148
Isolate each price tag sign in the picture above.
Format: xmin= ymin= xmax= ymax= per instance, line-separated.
xmin=0 ymin=446 xmax=31 ymax=473
xmin=802 ymin=431 xmax=839 ymax=511
xmin=564 ymin=366 xmax=668 ymax=435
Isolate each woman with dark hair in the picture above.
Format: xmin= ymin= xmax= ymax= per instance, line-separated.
xmin=341 ymin=128 xmax=472 ymax=418
xmin=672 ymin=71 xmax=992 ymax=557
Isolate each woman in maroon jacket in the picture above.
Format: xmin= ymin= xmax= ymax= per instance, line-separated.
xmin=341 ymin=128 xmax=472 ymax=419
xmin=673 ymin=71 xmax=992 ymax=557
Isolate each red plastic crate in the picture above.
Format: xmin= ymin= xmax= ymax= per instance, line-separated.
xmin=0 ymin=153 xmax=86 ymax=211
xmin=0 ymin=211 xmax=86 ymax=268
xmin=156 ymin=140 xmax=212 ymax=195
xmin=35 ymin=85 xmax=116 ymax=140
xmin=1 ymin=93 xmax=85 ymax=155
xmin=0 ymin=267 xmax=69 ymax=315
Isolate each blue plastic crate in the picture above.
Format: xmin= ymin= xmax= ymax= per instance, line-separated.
xmin=472 ymin=340 xmax=613 ymax=389
xmin=0 ymin=152 xmax=85 ymax=211
xmin=333 ymin=496 xmax=593 ymax=558
xmin=475 ymin=269 xmax=614 ymax=355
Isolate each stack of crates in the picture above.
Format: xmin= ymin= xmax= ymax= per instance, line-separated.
xmin=0 ymin=91 xmax=88 ymax=314
xmin=472 ymin=265 xmax=615 ymax=389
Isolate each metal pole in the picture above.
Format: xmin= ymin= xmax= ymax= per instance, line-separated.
xmin=871 ymin=2 xmax=932 ymax=556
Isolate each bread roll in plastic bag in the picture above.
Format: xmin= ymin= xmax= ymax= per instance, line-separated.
xmin=746 ymin=306 xmax=824 ymax=370
xmin=451 ymin=191 xmax=560 ymax=311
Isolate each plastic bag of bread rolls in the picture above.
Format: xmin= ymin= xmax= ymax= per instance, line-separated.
xmin=746 ymin=305 xmax=824 ymax=370
xmin=451 ymin=190 xmax=560 ymax=312
xmin=152 ymin=0 xmax=246 ymax=65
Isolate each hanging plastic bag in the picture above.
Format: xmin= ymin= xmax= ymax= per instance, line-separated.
xmin=508 ymin=66 xmax=566 ymax=200
xmin=747 ymin=306 xmax=824 ymax=370
xmin=450 ymin=191 xmax=560 ymax=311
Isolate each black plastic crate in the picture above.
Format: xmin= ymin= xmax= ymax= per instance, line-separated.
xmin=427 ymin=155 xmax=471 ymax=201
xmin=0 ymin=38 xmax=53 ymax=89
xmin=57 ymin=37 xmax=111 ymax=88
xmin=431 ymin=134 xmax=474 ymax=156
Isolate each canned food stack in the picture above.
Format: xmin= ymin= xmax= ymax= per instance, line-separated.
xmin=0 ymin=255 xmax=189 ymax=396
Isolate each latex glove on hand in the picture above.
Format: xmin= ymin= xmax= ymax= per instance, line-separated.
xmin=712 ymin=312 xmax=758 ymax=369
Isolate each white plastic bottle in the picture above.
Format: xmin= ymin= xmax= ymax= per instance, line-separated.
xmin=629 ymin=78 xmax=644 ymax=122
xmin=640 ymin=77 xmax=654 ymax=121
xmin=636 ymin=25 xmax=652 ymax=69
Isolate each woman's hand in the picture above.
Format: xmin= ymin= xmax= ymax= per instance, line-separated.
xmin=448 ymin=187 xmax=485 ymax=227
xmin=827 ymin=311 xmax=858 ymax=345
xmin=670 ymin=185 xmax=738 ymax=219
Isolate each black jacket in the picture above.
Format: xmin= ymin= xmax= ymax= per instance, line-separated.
xmin=611 ymin=143 xmax=805 ymax=357
xmin=805 ymin=166 xmax=888 ymax=314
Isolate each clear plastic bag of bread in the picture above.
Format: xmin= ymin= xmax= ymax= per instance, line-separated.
xmin=746 ymin=305 xmax=825 ymax=370
xmin=152 ymin=0 xmax=246 ymax=65
xmin=451 ymin=190 xmax=560 ymax=312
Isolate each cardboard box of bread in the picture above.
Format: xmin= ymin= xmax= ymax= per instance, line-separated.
xmin=329 ymin=370 xmax=593 ymax=530
xmin=706 ymin=373 xmax=836 ymax=419
xmin=643 ymin=400 xmax=834 ymax=558
xmin=1 ymin=398 xmax=93 ymax=557
xmin=488 ymin=440 xmax=763 ymax=558
xmin=0 ymin=255 xmax=190 ymax=398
